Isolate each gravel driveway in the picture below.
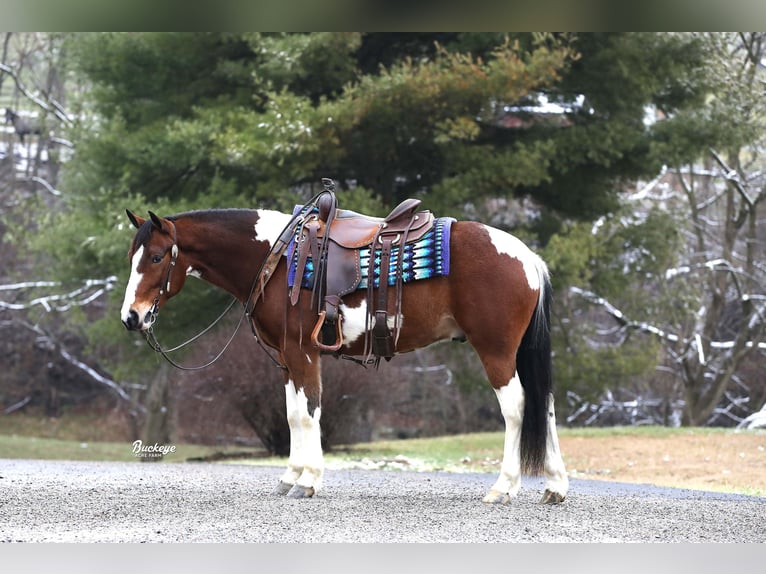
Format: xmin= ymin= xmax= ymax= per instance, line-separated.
xmin=1 ymin=458 xmax=763 ymax=542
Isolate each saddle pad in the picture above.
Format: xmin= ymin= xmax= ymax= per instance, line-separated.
xmin=287 ymin=217 xmax=455 ymax=290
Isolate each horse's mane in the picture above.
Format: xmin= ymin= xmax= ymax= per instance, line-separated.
xmin=166 ymin=208 xmax=258 ymax=223
xmin=130 ymin=208 xmax=260 ymax=255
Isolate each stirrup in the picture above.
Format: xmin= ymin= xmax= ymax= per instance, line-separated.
xmin=311 ymin=310 xmax=343 ymax=352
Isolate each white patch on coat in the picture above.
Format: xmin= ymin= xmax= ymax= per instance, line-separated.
xmin=121 ymin=245 xmax=145 ymax=323
xmin=483 ymin=224 xmax=545 ymax=291
xmin=340 ymin=300 xmax=369 ymax=345
xmin=340 ymin=299 xmax=402 ymax=346
xmin=185 ymin=266 xmax=202 ymax=279
xmin=254 ymin=209 xmax=293 ymax=247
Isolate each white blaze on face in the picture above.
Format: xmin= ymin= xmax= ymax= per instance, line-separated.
xmin=483 ymin=224 xmax=544 ymax=291
xmin=121 ymin=245 xmax=145 ymax=323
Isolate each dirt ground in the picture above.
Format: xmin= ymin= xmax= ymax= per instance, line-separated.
xmin=559 ymin=431 xmax=766 ymax=495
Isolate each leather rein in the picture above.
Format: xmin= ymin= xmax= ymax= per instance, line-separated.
xmin=139 ymin=218 xmax=249 ymax=371
xmin=140 ymin=191 xmax=332 ymax=372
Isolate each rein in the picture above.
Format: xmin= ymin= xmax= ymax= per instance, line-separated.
xmin=141 ymin=300 xmax=246 ymax=371
xmin=141 ymin=189 xmax=333 ymax=372
xmin=138 ymin=218 xmax=251 ymax=371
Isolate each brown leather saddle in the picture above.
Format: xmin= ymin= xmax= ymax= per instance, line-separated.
xmin=290 ymin=181 xmax=434 ymax=361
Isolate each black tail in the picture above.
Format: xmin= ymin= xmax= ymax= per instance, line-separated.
xmin=517 ymin=270 xmax=553 ymax=476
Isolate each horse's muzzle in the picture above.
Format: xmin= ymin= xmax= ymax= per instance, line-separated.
xmin=122 ymin=309 xmax=142 ymax=331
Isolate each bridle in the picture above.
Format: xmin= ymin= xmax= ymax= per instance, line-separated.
xmin=138 ymin=219 xmax=246 ymax=371
xmin=137 ymin=216 xmax=286 ymax=372
xmin=135 ymin=189 xmax=335 ymax=372
xmin=144 ymin=220 xmax=179 ymax=329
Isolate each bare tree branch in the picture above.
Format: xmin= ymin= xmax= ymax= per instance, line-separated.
xmin=0 ymin=276 xmax=117 ymax=311
xmin=6 ymin=319 xmax=144 ymax=410
xmin=709 ymin=147 xmax=754 ymax=207
xmin=0 ymin=62 xmax=71 ymax=124
xmin=25 ymin=175 xmax=61 ymax=196
xmin=569 ymin=286 xmax=766 ymax=351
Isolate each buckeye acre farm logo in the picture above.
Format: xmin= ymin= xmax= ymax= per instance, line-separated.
xmin=132 ymin=439 xmax=177 ymax=459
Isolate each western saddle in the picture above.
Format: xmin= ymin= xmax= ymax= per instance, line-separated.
xmin=289 ymin=180 xmax=435 ymax=362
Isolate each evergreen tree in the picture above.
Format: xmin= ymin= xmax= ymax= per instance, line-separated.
xmin=35 ymin=33 xmax=715 ymax=414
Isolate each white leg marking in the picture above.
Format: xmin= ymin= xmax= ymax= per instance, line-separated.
xmin=544 ymin=394 xmax=569 ymax=497
xmin=294 ymin=387 xmax=324 ymax=491
xmin=280 ymin=380 xmax=304 ymax=486
xmin=485 ymin=373 xmax=524 ymax=501
xmin=254 ymin=209 xmax=293 ymax=247
xmin=340 ymin=299 xmax=403 ymax=347
xmin=120 ymin=246 xmax=144 ymax=323
xmin=483 ymin=224 xmax=546 ymax=291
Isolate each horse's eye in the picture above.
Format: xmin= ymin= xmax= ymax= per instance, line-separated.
xmin=151 ymin=255 xmax=163 ymax=264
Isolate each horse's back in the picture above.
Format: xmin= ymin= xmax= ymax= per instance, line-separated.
xmin=448 ymin=220 xmax=546 ymax=295
xmin=335 ymin=220 xmax=545 ymax=355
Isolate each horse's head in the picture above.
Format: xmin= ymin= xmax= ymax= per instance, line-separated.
xmin=4 ymin=108 xmax=15 ymax=124
xmin=121 ymin=210 xmax=189 ymax=331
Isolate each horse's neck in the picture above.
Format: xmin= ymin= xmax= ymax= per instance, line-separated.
xmin=179 ymin=211 xmax=268 ymax=302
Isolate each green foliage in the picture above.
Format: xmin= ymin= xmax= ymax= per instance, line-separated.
xmin=313 ymin=35 xmax=574 ymax=207
xmin=544 ymin=206 xmax=680 ymax=401
xmin=254 ymin=32 xmax=362 ymax=102
xmin=70 ymin=33 xmax=261 ymax=123
xmin=57 ymin=32 xmax=712 ymax=229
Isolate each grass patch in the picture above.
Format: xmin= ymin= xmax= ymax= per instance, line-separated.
xmin=236 ymin=432 xmax=506 ymax=473
xmin=0 ymin=434 xmax=264 ymax=463
xmin=558 ymin=426 xmax=739 ymax=439
xmin=0 ymin=409 xmax=130 ymax=443
xmin=1 ymin=422 xmax=763 ymax=497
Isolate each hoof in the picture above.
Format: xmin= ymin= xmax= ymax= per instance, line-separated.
xmin=287 ymin=484 xmax=316 ymax=499
xmin=482 ymin=490 xmax=511 ymax=505
xmin=539 ymin=489 xmax=566 ymax=505
xmin=273 ymin=481 xmax=294 ymax=495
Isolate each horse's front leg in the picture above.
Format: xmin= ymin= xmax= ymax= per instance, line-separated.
xmin=273 ymin=377 xmax=304 ymax=495
xmin=274 ymin=350 xmax=324 ymax=499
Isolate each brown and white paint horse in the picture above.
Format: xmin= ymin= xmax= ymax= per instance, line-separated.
xmin=121 ymin=207 xmax=568 ymax=504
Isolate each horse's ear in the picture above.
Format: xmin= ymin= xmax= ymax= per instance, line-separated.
xmin=126 ymin=209 xmax=145 ymax=229
xmin=148 ymin=211 xmax=169 ymax=233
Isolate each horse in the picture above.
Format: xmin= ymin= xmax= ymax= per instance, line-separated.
xmin=120 ymin=197 xmax=569 ymax=505
xmin=4 ymin=108 xmax=41 ymax=144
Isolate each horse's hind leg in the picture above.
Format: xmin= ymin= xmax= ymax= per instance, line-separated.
xmin=541 ymin=394 xmax=568 ymax=504
xmin=481 ymin=364 xmax=525 ymax=505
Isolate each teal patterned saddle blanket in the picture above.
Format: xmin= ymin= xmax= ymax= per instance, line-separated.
xmin=286 ymin=216 xmax=455 ymax=290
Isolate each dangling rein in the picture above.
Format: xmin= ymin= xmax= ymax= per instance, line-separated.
xmin=143 ymin=193 xmax=329 ymax=372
